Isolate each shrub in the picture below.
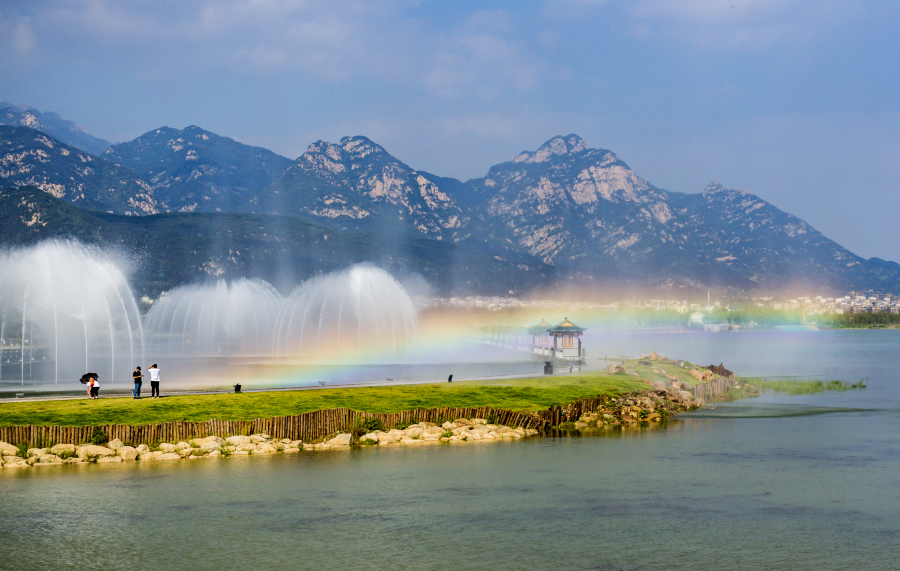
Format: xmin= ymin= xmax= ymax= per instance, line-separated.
xmin=349 ymin=417 xmax=386 ymax=438
xmin=441 ymin=430 xmax=454 ymax=438
xmin=89 ymin=426 xmax=109 ymax=446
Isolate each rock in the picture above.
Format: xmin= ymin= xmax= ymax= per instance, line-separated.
xmin=107 ymin=439 xmax=123 ymax=450
xmin=226 ymin=435 xmax=252 ymax=445
xmin=441 ymin=421 xmax=454 ymax=430
xmin=38 ymin=454 xmax=62 ymax=463
xmin=4 ymin=460 xmax=29 ymax=468
xmin=574 ymin=422 xmax=588 ymax=429
xmin=200 ymin=442 xmax=222 ymax=454
xmin=118 ymin=446 xmax=139 ymax=460
xmin=255 ymin=443 xmax=277 ymax=454
xmin=680 ymin=391 xmax=694 ymax=401
xmin=289 ymin=440 xmax=302 ymax=448
xmin=326 ymin=434 xmax=352 ymax=446
xmin=646 ymin=412 xmax=662 ymax=421
xmin=207 ymin=450 xmax=220 ymax=458
xmin=284 ymin=447 xmax=301 ymax=453
xmin=454 ymin=418 xmax=473 ymax=427
xmin=97 ymin=456 xmax=124 ymax=463
xmin=250 ymin=434 xmax=267 ymax=444
xmin=472 ymin=418 xmax=487 ymax=425
xmin=362 ymin=432 xmax=379 ymax=443
xmin=136 ymin=444 xmax=150 ymax=454
xmin=281 ymin=438 xmax=292 ymax=444
xmin=0 ymin=442 xmax=18 ymax=456
xmin=50 ymin=443 xmax=76 ymax=455
xmin=302 ymin=444 xmax=315 ymax=451
xmin=606 ymin=363 xmax=624 ymax=374
xmin=76 ymin=445 xmax=115 ymax=458
xmin=26 ymin=448 xmax=47 ymax=458
xmin=313 ymin=443 xmax=334 ymax=450
xmin=271 ymin=442 xmax=285 ymax=451
xmin=156 ymin=453 xmax=182 ymax=461
xmin=233 ymin=450 xmax=250 ymax=455
xmin=177 ymin=448 xmax=195 ymax=458
xmin=650 ymin=351 xmax=661 ymax=360
xmin=236 ymin=443 xmax=255 ymax=452
xmin=192 ymin=436 xmax=226 ymax=447
xmin=65 ymin=457 xmax=84 ymax=464
xmin=174 ymin=441 xmax=191 ymax=451
xmin=404 ymin=427 xmax=423 ymax=439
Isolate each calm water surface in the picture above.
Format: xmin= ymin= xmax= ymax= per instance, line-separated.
xmin=1 ymin=330 xmax=899 ymax=570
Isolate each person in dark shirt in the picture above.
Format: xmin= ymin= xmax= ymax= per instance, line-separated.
xmin=133 ymin=366 xmax=143 ymax=399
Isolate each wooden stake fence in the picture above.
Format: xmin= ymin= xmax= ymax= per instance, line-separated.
xmin=691 ymin=374 xmax=736 ymax=401
xmin=0 ymin=394 xmax=622 ymax=447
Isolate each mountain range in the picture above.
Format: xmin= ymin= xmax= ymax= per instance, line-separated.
xmin=0 ymin=103 xmax=897 ymax=297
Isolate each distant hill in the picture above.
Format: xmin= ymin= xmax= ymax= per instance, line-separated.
xmin=104 ymin=126 xmax=293 ymax=213
xmin=0 ymin=101 xmax=112 ymax=156
xmin=0 ymin=185 xmax=555 ymax=299
xmin=0 ymin=126 xmax=157 ymax=215
xmin=1 ymin=122 xmax=897 ymax=295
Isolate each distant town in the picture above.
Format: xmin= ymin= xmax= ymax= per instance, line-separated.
xmin=419 ymin=292 xmax=900 ymax=315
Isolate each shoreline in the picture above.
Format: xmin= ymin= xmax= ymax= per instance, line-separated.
xmin=1 ymin=389 xmax=699 ymax=470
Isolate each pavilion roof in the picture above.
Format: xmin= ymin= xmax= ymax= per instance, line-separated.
xmin=547 ymin=317 xmax=586 ymax=334
xmin=527 ymin=319 xmax=551 ymax=335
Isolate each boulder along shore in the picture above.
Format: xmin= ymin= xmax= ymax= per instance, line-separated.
xmin=0 ymin=390 xmax=699 ymax=469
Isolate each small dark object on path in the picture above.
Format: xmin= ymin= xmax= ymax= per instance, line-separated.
xmin=233 ymin=384 xmax=242 ymax=393
xmin=448 ymin=375 xmax=453 ymax=383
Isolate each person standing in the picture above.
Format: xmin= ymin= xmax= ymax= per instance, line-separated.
xmin=148 ymin=364 xmax=161 ymax=398
xmin=132 ymin=366 xmax=143 ymax=399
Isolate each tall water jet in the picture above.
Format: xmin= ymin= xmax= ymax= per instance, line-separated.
xmin=0 ymin=240 xmax=143 ymax=386
xmin=144 ymin=278 xmax=282 ymax=356
xmin=275 ymin=265 xmax=418 ymax=361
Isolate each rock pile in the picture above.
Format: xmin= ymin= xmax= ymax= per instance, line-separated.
xmin=0 ymin=418 xmax=539 ymax=469
xmin=572 ymin=390 xmax=699 ymax=429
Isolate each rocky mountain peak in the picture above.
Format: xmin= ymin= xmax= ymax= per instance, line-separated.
xmin=514 ymin=134 xmax=588 ymax=164
xmin=0 ymin=101 xmax=112 ymax=156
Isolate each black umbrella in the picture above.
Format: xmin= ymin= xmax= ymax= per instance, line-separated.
xmin=79 ymin=373 xmax=99 ymax=384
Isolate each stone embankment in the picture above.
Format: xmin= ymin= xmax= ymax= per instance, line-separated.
xmin=571 ymin=390 xmax=699 ymax=429
xmin=0 ymin=418 xmax=539 ymax=469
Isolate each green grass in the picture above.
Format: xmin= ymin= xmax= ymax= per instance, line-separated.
xmin=0 ymin=372 xmax=646 ymax=427
xmin=739 ymin=376 xmax=867 ymax=395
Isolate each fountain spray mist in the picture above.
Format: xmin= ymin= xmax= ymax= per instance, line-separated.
xmin=0 ymin=240 xmax=144 ymax=386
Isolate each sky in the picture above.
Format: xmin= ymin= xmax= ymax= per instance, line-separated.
xmin=2 ymin=0 xmax=899 ymax=262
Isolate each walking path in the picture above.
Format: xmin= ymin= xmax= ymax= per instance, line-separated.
xmin=0 ymin=358 xmax=612 ymax=404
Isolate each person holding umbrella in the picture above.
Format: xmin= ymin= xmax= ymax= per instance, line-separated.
xmin=80 ymin=373 xmax=100 ymax=399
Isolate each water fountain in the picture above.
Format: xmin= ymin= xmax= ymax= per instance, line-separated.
xmin=0 ymin=241 xmax=144 ymax=386
xmin=274 ymin=265 xmax=419 ymax=361
xmin=0 ymin=240 xmax=421 ymax=389
xmin=143 ymin=278 xmax=282 ymax=356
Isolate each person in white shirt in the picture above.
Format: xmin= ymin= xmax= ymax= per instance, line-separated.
xmin=88 ymin=376 xmax=100 ymax=399
xmin=148 ymin=364 xmax=161 ymax=398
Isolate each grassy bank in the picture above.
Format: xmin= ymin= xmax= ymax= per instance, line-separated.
xmin=0 ymin=372 xmax=647 ymax=427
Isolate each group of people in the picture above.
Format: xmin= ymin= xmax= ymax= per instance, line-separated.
xmin=81 ymin=364 xmax=161 ymax=399
xmin=132 ymin=364 xmax=161 ymax=399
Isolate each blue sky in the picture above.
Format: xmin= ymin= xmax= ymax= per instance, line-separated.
xmin=2 ymin=0 xmax=899 ymax=263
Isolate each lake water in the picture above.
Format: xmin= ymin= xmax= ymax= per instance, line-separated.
xmin=1 ymin=330 xmax=898 ymax=570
